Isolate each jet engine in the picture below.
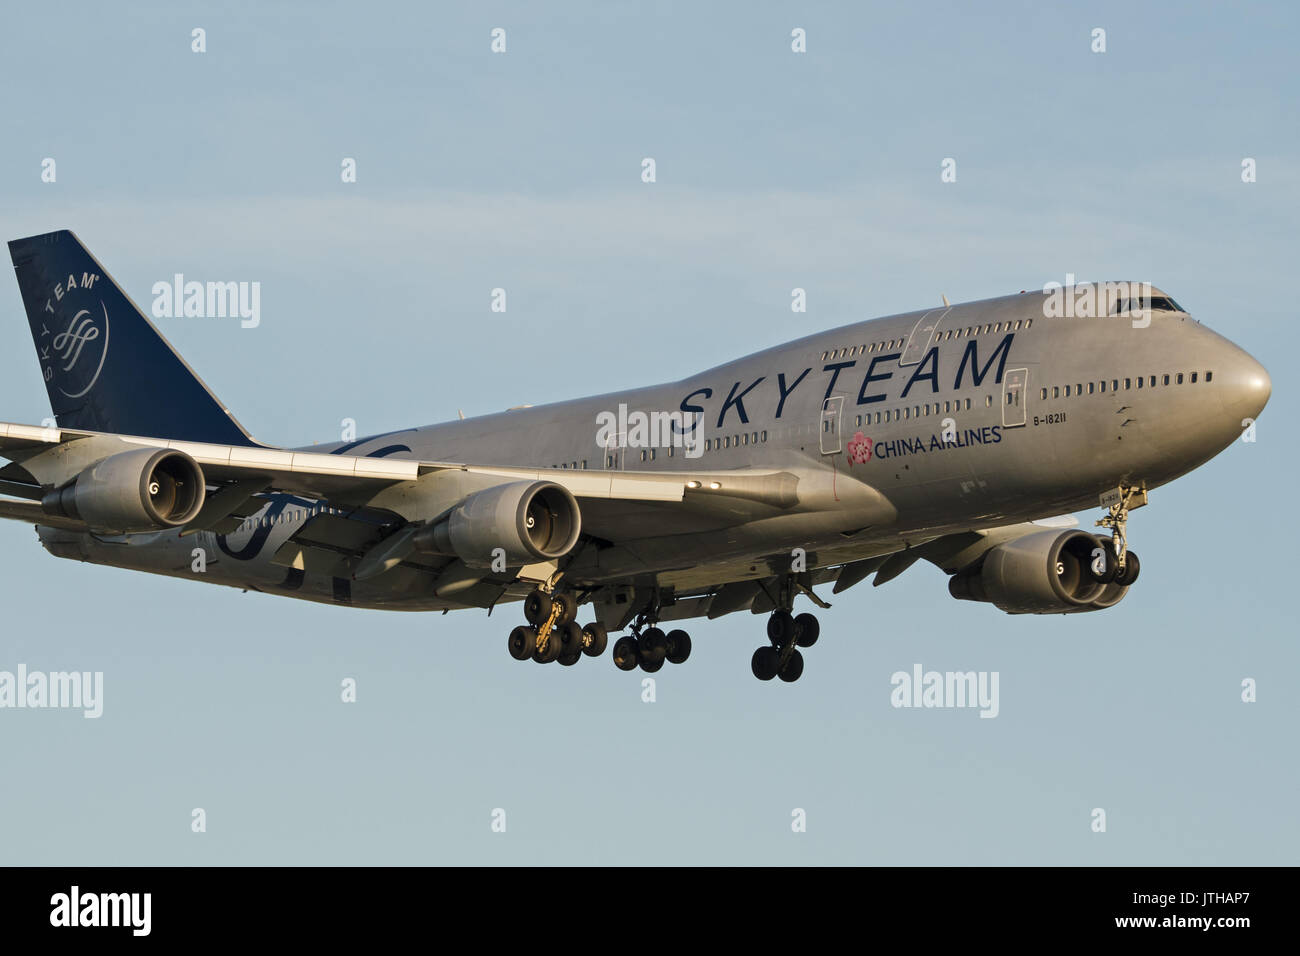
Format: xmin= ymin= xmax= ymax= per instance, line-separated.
xmin=413 ymin=480 xmax=581 ymax=568
xmin=42 ymin=447 xmax=206 ymax=533
xmin=947 ymin=529 xmax=1128 ymax=614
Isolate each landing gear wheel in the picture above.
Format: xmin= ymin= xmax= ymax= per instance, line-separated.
xmin=532 ymin=632 xmax=561 ymax=664
xmin=558 ymin=621 xmax=585 ymax=659
xmin=1091 ymin=540 xmax=1119 ymax=584
xmin=612 ymin=636 xmax=640 ymax=671
xmin=557 ymin=650 xmax=581 ymax=666
xmin=640 ymin=628 xmax=667 ymax=670
xmin=665 ymin=629 xmax=692 ymax=664
xmin=523 ymin=589 xmax=551 ymax=626
xmin=793 ymin=613 xmax=820 ymax=648
xmin=508 ymin=626 xmax=536 ymax=662
xmin=552 ymin=592 xmax=578 ymax=626
xmin=767 ymin=610 xmax=795 ymax=646
xmin=581 ymin=622 xmax=608 ymax=658
xmin=1115 ymin=550 xmax=1141 ymax=586
xmin=751 ymin=646 xmax=780 ymax=681
xmin=778 ymin=649 xmax=805 ymax=682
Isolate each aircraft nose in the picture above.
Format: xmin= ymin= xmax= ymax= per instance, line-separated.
xmin=1222 ymin=347 xmax=1271 ymax=423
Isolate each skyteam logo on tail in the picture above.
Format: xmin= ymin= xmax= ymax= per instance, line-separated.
xmin=36 ymin=272 xmax=110 ymax=398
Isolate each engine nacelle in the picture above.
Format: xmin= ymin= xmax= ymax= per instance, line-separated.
xmin=42 ymin=448 xmax=206 ymax=533
xmin=948 ymin=529 xmax=1127 ymax=614
xmin=413 ymin=480 xmax=581 ymax=569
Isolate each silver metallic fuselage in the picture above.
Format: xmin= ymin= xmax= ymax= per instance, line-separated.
xmin=38 ymin=287 xmax=1271 ymax=611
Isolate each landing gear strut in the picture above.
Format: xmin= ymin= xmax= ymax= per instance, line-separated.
xmin=507 ymin=585 xmax=608 ymax=666
xmin=1095 ymin=484 xmax=1146 ymax=586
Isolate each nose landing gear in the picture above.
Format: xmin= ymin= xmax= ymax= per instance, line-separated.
xmin=1095 ymin=483 xmax=1147 ymax=586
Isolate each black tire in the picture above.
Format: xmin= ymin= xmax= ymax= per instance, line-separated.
xmin=581 ymin=622 xmax=608 ymax=657
xmin=1091 ymin=540 xmax=1119 ymax=584
xmin=558 ymin=621 xmax=585 ymax=658
xmin=553 ymin=591 xmax=578 ymax=626
xmin=508 ymin=626 xmax=536 ymax=661
xmin=1115 ymin=550 xmax=1141 ymax=586
xmin=612 ymin=636 xmax=640 ymax=671
xmin=640 ymin=655 xmax=663 ymax=673
xmin=640 ymin=627 xmax=668 ymax=665
xmin=533 ymin=629 xmax=561 ymax=664
xmin=665 ymin=629 xmax=692 ymax=664
xmin=767 ymin=610 xmax=795 ymax=646
xmin=557 ymin=650 xmax=581 ymax=666
xmin=778 ymin=649 xmax=805 ymax=682
xmin=751 ymin=646 xmax=780 ymax=681
xmin=793 ymin=613 xmax=820 ymax=648
xmin=523 ymin=589 xmax=551 ymax=626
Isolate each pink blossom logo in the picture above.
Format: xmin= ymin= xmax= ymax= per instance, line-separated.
xmin=846 ymin=430 xmax=873 ymax=465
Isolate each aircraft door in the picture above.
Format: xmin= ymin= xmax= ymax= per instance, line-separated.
xmin=1002 ymin=368 xmax=1028 ymax=427
xmin=603 ymin=434 xmax=625 ymax=470
xmin=820 ymin=396 xmax=844 ymax=454
xmin=900 ymin=308 xmax=949 ymax=366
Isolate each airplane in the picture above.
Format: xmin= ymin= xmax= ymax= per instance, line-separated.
xmin=0 ymin=230 xmax=1272 ymax=683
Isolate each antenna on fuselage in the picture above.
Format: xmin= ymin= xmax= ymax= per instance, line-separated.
xmin=942 ymin=294 xmax=950 ymax=307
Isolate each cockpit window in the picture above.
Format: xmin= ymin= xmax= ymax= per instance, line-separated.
xmin=1113 ymin=296 xmax=1185 ymax=314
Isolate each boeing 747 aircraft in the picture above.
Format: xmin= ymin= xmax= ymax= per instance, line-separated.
xmin=0 ymin=231 xmax=1271 ymax=682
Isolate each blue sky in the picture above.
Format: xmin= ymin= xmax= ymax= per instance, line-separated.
xmin=0 ymin=1 xmax=1295 ymax=864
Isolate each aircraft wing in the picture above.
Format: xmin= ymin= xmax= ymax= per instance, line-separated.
xmin=0 ymin=421 xmax=800 ymax=532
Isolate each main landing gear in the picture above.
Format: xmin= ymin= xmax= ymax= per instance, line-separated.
xmin=1093 ymin=484 xmax=1146 ymax=587
xmin=751 ymin=610 xmax=819 ymax=683
xmin=507 ymin=588 xmax=608 ymax=666
xmin=610 ymin=612 xmax=692 ymax=674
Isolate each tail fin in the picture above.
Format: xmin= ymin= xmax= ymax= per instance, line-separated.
xmin=8 ymin=230 xmax=257 ymax=446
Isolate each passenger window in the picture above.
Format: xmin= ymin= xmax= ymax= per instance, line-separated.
xmin=1052 ymin=386 xmax=1060 ymax=398
xmin=1176 ymin=373 xmax=1183 ymax=384
xmin=1088 ymin=382 xmax=1095 ymax=394
xmin=1137 ymin=377 xmax=1143 ymax=388
xmin=1025 ymin=319 xmax=1032 ymax=329
xmin=1064 ymin=385 xmax=1071 ymax=397
xmin=1112 ymin=379 xmax=1119 ymax=391
xmin=1125 ymin=378 xmax=1131 ymax=389
xmin=1099 ymin=381 xmax=1106 ymax=392
xmin=1162 ymin=374 xmax=1170 ymax=385
xmin=965 ymin=398 xmax=971 ymax=410
xmin=761 ymin=430 xmax=767 ymax=441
